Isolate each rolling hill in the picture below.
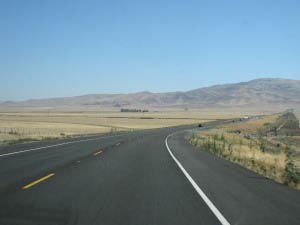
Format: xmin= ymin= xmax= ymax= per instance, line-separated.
xmin=1 ymin=78 xmax=300 ymax=110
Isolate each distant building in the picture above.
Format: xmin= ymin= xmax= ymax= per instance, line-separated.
xmin=120 ymin=108 xmax=149 ymax=113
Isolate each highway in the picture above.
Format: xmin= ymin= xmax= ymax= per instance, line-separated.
xmin=0 ymin=123 xmax=299 ymax=225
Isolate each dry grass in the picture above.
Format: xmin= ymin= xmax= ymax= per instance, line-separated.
xmin=190 ymin=130 xmax=287 ymax=183
xmin=190 ymin=113 xmax=300 ymax=189
xmin=0 ymin=120 xmax=113 ymax=141
xmin=0 ymin=109 xmax=251 ymax=145
xmin=220 ymin=114 xmax=280 ymax=135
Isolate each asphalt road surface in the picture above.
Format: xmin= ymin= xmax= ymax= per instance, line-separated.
xmin=0 ymin=123 xmax=299 ymax=225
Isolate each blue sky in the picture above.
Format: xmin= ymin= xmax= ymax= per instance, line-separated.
xmin=1 ymin=0 xmax=299 ymax=101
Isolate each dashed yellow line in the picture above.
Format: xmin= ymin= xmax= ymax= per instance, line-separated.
xmin=22 ymin=173 xmax=55 ymax=190
xmin=94 ymin=150 xmax=103 ymax=156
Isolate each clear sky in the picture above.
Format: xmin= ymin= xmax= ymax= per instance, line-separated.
xmin=1 ymin=0 xmax=299 ymax=101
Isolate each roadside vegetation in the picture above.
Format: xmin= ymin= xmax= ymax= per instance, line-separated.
xmin=295 ymin=108 xmax=300 ymax=129
xmin=189 ymin=111 xmax=300 ymax=189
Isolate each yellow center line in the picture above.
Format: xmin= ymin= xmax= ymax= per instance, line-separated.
xmin=22 ymin=173 xmax=55 ymax=190
xmin=94 ymin=150 xmax=103 ymax=156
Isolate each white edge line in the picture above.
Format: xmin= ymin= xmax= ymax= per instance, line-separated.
xmin=0 ymin=133 xmax=136 ymax=158
xmin=165 ymin=133 xmax=231 ymax=225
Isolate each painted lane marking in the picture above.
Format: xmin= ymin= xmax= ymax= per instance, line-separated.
xmin=94 ymin=150 xmax=103 ymax=156
xmin=0 ymin=133 xmax=137 ymax=158
xmin=165 ymin=133 xmax=230 ymax=225
xmin=22 ymin=173 xmax=55 ymax=190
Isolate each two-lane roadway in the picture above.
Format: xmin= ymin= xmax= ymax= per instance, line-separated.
xmin=0 ymin=123 xmax=299 ymax=225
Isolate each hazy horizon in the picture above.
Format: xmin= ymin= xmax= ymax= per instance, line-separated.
xmin=0 ymin=77 xmax=298 ymax=102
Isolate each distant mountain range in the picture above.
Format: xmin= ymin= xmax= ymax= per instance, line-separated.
xmin=1 ymin=78 xmax=300 ymax=110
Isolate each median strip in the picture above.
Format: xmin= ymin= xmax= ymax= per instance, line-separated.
xmin=22 ymin=173 xmax=55 ymax=190
xmin=94 ymin=150 xmax=103 ymax=156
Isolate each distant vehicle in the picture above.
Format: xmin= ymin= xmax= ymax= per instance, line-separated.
xmin=198 ymin=124 xmax=203 ymax=127
xmin=239 ymin=116 xmax=249 ymax=121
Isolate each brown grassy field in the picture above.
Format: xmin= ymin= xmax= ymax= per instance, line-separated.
xmin=0 ymin=109 xmax=253 ymax=145
xmin=189 ymin=112 xmax=300 ymax=189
